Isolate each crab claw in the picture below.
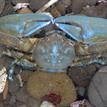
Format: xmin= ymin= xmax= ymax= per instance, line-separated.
xmin=55 ymin=15 xmax=107 ymax=44
xmin=0 ymin=12 xmax=53 ymax=38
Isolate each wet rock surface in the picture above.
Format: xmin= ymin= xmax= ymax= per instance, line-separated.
xmin=71 ymin=0 xmax=97 ymax=14
xmin=88 ymin=66 xmax=107 ymax=107
xmin=67 ymin=63 xmax=99 ymax=87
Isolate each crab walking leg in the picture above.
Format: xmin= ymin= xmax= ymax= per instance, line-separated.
xmin=73 ymin=42 xmax=107 ymax=65
xmin=0 ymin=31 xmax=38 ymax=52
xmin=87 ymin=41 xmax=107 ymax=54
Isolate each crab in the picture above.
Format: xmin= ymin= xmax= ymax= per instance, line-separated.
xmin=0 ymin=12 xmax=107 ymax=80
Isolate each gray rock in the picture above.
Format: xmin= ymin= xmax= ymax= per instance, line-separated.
xmin=8 ymin=77 xmax=20 ymax=95
xmin=77 ymin=87 xmax=86 ymax=97
xmin=72 ymin=0 xmax=97 ymax=14
xmin=0 ymin=103 xmax=4 ymax=107
xmin=11 ymin=0 xmax=29 ymax=5
xmin=55 ymin=0 xmax=71 ymax=15
xmin=27 ymin=97 xmax=40 ymax=107
xmin=67 ymin=64 xmax=97 ymax=87
xmin=29 ymin=0 xmax=48 ymax=11
xmin=88 ymin=66 xmax=107 ymax=107
xmin=15 ymin=87 xmax=29 ymax=103
xmin=0 ymin=0 xmax=15 ymax=16
xmin=16 ymin=104 xmax=27 ymax=107
xmin=81 ymin=4 xmax=107 ymax=18
xmin=9 ymin=96 xmax=16 ymax=105
xmin=0 ymin=0 xmax=5 ymax=15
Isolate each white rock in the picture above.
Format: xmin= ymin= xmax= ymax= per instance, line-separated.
xmin=40 ymin=101 xmax=55 ymax=107
xmin=0 ymin=67 xmax=7 ymax=93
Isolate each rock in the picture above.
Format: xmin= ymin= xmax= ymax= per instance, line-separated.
xmin=88 ymin=66 xmax=107 ymax=107
xmin=0 ymin=103 xmax=4 ymax=107
xmin=40 ymin=101 xmax=55 ymax=107
xmin=0 ymin=0 xmax=5 ymax=15
xmin=0 ymin=0 xmax=15 ymax=16
xmin=16 ymin=103 xmax=27 ymax=107
xmin=67 ymin=64 xmax=97 ymax=87
xmin=9 ymin=96 xmax=16 ymax=106
xmin=81 ymin=4 xmax=107 ymax=18
xmin=3 ymin=95 xmax=12 ymax=107
xmin=18 ymin=104 xmax=27 ymax=107
xmin=77 ymin=87 xmax=86 ymax=98
xmin=15 ymin=101 xmax=27 ymax=107
xmin=29 ymin=0 xmax=71 ymax=16
xmin=8 ymin=77 xmax=20 ymax=95
xmin=27 ymin=97 xmax=40 ymax=107
xmin=55 ymin=0 xmax=72 ymax=15
xmin=29 ymin=0 xmax=49 ymax=11
xmin=15 ymin=86 xmax=40 ymax=107
xmin=15 ymin=87 xmax=29 ymax=103
xmin=71 ymin=0 xmax=97 ymax=14
xmin=27 ymin=71 xmax=76 ymax=107
xmin=0 ymin=94 xmax=3 ymax=102
xmin=70 ymin=99 xmax=93 ymax=107
xmin=50 ymin=0 xmax=72 ymax=16
xmin=11 ymin=0 xmax=29 ymax=5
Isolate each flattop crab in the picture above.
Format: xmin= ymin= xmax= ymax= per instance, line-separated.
xmin=0 ymin=12 xmax=107 ymax=79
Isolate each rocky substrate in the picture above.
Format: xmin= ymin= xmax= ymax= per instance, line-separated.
xmin=0 ymin=0 xmax=107 ymax=18
xmin=0 ymin=54 xmax=105 ymax=107
xmin=0 ymin=0 xmax=107 ymax=107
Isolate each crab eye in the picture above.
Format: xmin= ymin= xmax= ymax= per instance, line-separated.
xmin=32 ymin=31 xmax=75 ymax=72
